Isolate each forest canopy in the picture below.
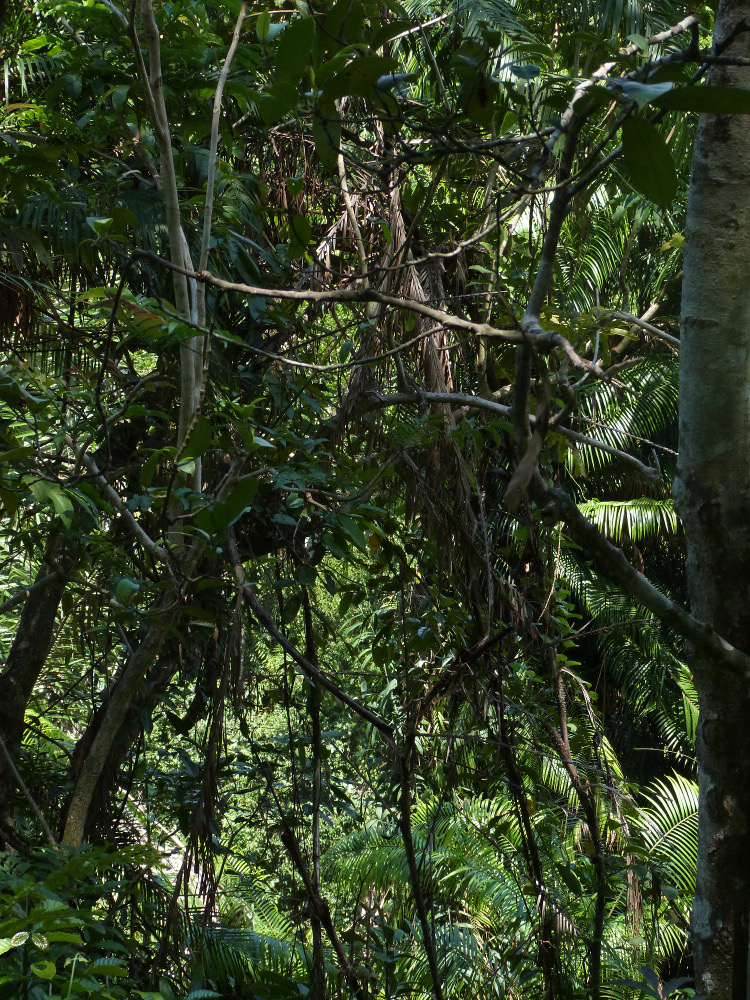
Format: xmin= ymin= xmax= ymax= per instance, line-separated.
xmin=0 ymin=1 xmax=746 ymax=998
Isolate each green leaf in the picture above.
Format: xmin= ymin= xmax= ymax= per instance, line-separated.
xmin=297 ymin=564 xmax=317 ymax=586
xmin=288 ymin=213 xmax=312 ymax=258
xmin=257 ymin=11 xmax=272 ymax=41
xmin=111 ymin=85 xmax=129 ymax=111
xmin=258 ymin=80 xmax=299 ymax=124
xmin=86 ymin=216 xmax=113 ymax=237
xmin=508 ymin=63 xmax=540 ymax=79
xmin=556 ymin=864 xmax=583 ymax=896
xmin=322 ymin=531 xmax=348 ymax=559
xmin=313 ymin=107 xmax=341 ymax=171
xmin=139 ymin=450 xmax=163 ymax=488
xmin=159 ymin=978 xmax=177 ymax=1000
xmin=195 ymin=477 xmax=259 ymax=534
xmin=322 ymin=56 xmax=397 ymax=102
xmin=89 ymin=960 xmax=127 ymax=977
xmin=281 ymin=592 xmax=302 ymax=623
xmin=275 ymin=16 xmax=314 ymax=86
xmin=29 ymin=481 xmax=74 ymax=527
xmin=626 ymin=33 xmax=650 ymax=52
xmin=115 ymin=578 xmax=140 ymax=605
xmin=31 ymin=960 xmax=56 ymax=980
xmin=337 ymin=513 xmax=367 ymax=551
xmin=621 ymin=117 xmax=677 ymax=207
xmin=182 ymin=416 xmax=213 ymax=460
xmin=609 ymin=79 xmax=673 ymax=108
xmin=655 ymin=84 xmax=750 ymax=114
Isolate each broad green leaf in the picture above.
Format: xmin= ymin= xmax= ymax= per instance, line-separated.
xmin=182 ymin=416 xmax=213 ymax=460
xmin=325 ymin=0 xmax=365 ymax=44
xmin=159 ymin=981 xmax=178 ymax=1000
xmin=31 ymin=960 xmax=56 ymax=980
xmin=89 ymin=960 xmax=126 ymax=976
xmin=655 ymin=84 xmax=750 ymax=114
xmin=626 ymin=33 xmax=650 ymax=52
xmin=257 ymin=80 xmax=299 ymax=124
xmin=195 ymin=477 xmax=259 ymax=534
xmin=281 ymin=592 xmax=302 ymax=623
xmin=257 ymin=11 xmax=272 ymax=41
xmin=556 ymin=864 xmax=583 ymax=896
xmin=313 ymin=106 xmax=341 ymax=171
xmin=288 ymin=213 xmax=312 ymax=258
xmin=337 ymin=514 xmax=367 ymax=551
xmin=621 ymin=117 xmax=677 ymax=207
xmin=609 ymin=79 xmax=673 ymax=108
xmin=115 ymin=578 xmax=140 ymax=604
xmin=45 ymin=933 xmax=83 ymax=945
xmin=139 ymin=450 xmax=163 ymax=488
xmin=508 ymin=63 xmax=540 ymax=79
xmin=86 ymin=216 xmax=113 ymax=237
xmin=297 ymin=564 xmax=317 ymax=586
xmin=275 ymin=16 xmax=314 ymax=86
xmin=112 ymin=84 xmax=129 ymax=111
xmin=322 ymin=56 xmax=397 ymax=102
xmin=29 ymin=481 xmax=74 ymax=527
xmin=321 ymin=531 xmax=348 ymax=559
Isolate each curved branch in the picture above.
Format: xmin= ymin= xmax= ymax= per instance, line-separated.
xmin=134 ymin=250 xmax=605 ymax=376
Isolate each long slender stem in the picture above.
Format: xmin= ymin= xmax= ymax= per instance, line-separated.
xmin=196 ymin=2 xmax=247 ymax=325
xmin=303 ymin=591 xmax=325 ymax=1000
xmin=399 ymin=724 xmax=444 ymax=1000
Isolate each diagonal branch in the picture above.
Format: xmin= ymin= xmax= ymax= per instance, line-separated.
xmin=242 ymin=586 xmax=396 ymax=748
xmin=538 ymin=484 xmax=750 ymax=677
xmin=67 ymin=436 xmax=169 ymax=563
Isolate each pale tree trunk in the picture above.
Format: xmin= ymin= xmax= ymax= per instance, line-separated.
xmin=676 ymin=3 xmax=750 ymax=995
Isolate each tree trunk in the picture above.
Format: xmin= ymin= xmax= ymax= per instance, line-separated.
xmin=0 ymin=528 xmax=77 ymax=845
xmin=676 ymin=4 xmax=750 ymax=995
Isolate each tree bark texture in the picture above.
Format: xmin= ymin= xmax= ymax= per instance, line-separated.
xmin=676 ymin=3 xmax=750 ymax=995
xmin=0 ymin=529 xmax=76 ymax=845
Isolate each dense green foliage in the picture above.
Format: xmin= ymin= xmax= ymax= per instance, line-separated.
xmin=0 ymin=1 xmax=731 ymax=998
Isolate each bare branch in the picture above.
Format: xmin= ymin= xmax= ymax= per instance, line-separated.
xmin=363 ymin=391 xmax=660 ymax=480
xmin=242 ymin=586 xmax=396 ymax=749
xmin=0 ymin=737 xmax=57 ymax=846
xmin=602 ymin=310 xmax=680 ymax=349
xmin=134 ymin=250 xmax=606 ymax=375
xmin=0 ymin=572 xmax=66 ymax=617
xmin=539 ymin=485 xmax=750 ymax=678
xmin=67 ymin=437 xmax=169 ymax=563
